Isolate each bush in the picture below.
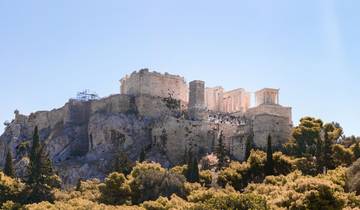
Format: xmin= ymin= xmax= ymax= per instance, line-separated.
xmin=99 ymin=172 xmax=131 ymax=205
xmin=187 ymin=186 xmax=268 ymax=210
xmin=54 ymin=179 xmax=101 ymax=202
xmin=129 ymin=162 xmax=186 ymax=204
xmin=199 ymin=170 xmax=212 ymax=187
xmin=245 ymin=168 xmax=358 ymax=210
xmin=332 ymin=144 xmax=354 ymax=167
xmin=0 ymin=172 xmax=24 ymax=205
xmin=142 ymin=195 xmax=194 ymax=210
xmin=346 ymin=159 xmax=360 ymax=195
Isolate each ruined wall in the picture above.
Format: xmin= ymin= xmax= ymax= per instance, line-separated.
xmin=246 ymin=104 xmax=292 ymax=124
xmin=251 ymin=113 xmax=292 ymax=148
xmin=151 ymin=117 xmax=247 ymax=165
xmin=120 ymin=69 xmax=189 ymax=103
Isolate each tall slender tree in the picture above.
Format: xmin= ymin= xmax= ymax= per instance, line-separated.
xmin=323 ymin=126 xmax=335 ymax=171
xmin=315 ymin=138 xmax=323 ymax=173
xmin=4 ymin=149 xmax=15 ymax=178
xmin=139 ymin=148 xmax=146 ymax=163
xmin=215 ymin=130 xmax=227 ymax=169
xmin=26 ymin=126 xmax=59 ymax=203
xmin=265 ymin=135 xmax=274 ymax=175
xmin=244 ymin=133 xmax=254 ymax=161
xmin=185 ymin=150 xmax=199 ymax=183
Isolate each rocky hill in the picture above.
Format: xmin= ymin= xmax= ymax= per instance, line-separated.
xmin=0 ymin=94 xmax=247 ymax=186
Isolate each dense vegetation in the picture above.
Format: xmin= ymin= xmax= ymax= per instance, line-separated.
xmin=1 ymin=117 xmax=360 ymax=210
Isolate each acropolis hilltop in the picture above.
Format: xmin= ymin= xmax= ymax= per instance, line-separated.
xmin=1 ymin=68 xmax=293 ymax=185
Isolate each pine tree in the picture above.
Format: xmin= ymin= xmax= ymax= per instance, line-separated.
xmin=353 ymin=142 xmax=360 ymax=160
xmin=4 ymin=149 xmax=15 ymax=178
xmin=185 ymin=151 xmax=199 ymax=183
xmin=139 ymin=148 xmax=146 ymax=163
xmin=215 ymin=130 xmax=227 ymax=169
xmin=265 ymin=135 xmax=274 ymax=175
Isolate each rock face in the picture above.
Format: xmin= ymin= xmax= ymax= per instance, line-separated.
xmin=0 ymin=93 xmax=290 ymax=186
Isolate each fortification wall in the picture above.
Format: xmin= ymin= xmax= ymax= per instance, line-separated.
xmin=246 ymin=104 xmax=292 ymax=124
xmin=252 ymin=113 xmax=292 ymax=148
xmin=120 ymin=69 xmax=189 ymax=103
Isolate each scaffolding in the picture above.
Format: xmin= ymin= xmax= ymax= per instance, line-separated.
xmin=75 ymin=89 xmax=100 ymax=101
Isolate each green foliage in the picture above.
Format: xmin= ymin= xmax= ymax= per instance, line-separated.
xmin=291 ymin=117 xmax=324 ymax=156
xmin=26 ymin=126 xmax=60 ymax=203
xmin=352 ymin=142 xmax=360 ymax=160
xmin=187 ymin=186 xmax=268 ymax=210
xmin=113 ymin=151 xmax=133 ymax=176
xmin=4 ymin=150 xmax=15 ymax=178
xmin=346 ymin=159 xmax=360 ymax=195
xmin=244 ymin=133 xmax=254 ymax=161
xmin=99 ymin=172 xmax=131 ymax=205
xmin=142 ymin=195 xmax=194 ymax=210
xmin=162 ymin=93 xmax=181 ymax=110
xmin=332 ymin=144 xmax=353 ymax=167
xmin=265 ymin=135 xmax=274 ymax=175
xmin=139 ymin=148 xmax=146 ymax=163
xmin=199 ymin=170 xmax=212 ymax=187
xmin=246 ymin=167 xmax=358 ymax=210
xmin=185 ymin=152 xmax=199 ymax=183
xmin=0 ymin=172 xmax=25 ymax=205
xmin=129 ymin=162 xmax=186 ymax=204
xmin=215 ymin=130 xmax=228 ymax=169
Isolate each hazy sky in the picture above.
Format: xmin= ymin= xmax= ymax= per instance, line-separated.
xmin=0 ymin=0 xmax=359 ymax=136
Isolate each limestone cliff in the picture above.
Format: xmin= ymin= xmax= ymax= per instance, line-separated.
xmin=0 ymin=94 xmax=250 ymax=186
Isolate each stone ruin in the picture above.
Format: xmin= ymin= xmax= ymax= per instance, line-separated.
xmin=120 ymin=69 xmax=293 ymax=147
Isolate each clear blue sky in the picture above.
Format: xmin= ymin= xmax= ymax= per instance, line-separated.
xmin=0 ymin=0 xmax=359 ymax=136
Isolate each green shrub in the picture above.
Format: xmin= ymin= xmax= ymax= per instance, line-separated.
xmin=99 ymin=172 xmax=131 ymax=205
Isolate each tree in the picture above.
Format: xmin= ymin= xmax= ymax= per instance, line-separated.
xmin=322 ymin=123 xmax=338 ymax=171
xmin=99 ymin=172 xmax=131 ymax=205
xmin=26 ymin=126 xmax=60 ymax=203
xmin=315 ymin=138 xmax=323 ymax=173
xmin=244 ymin=133 xmax=254 ymax=161
xmin=265 ymin=135 xmax=274 ymax=175
xmin=139 ymin=148 xmax=146 ymax=163
xmin=113 ymin=151 xmax=133 ymax=176
xmin=353 ymin=142 xmax=360 ymax=160
xmin=291 ymin=117 xmax=323 ymax=156
xmin=185 ymin=151 xmax=199 ymax=183
xmin=4 ymin=149 xmax=15 ymax=178
xmin=215 ymin=130 xmax=228 ymax=169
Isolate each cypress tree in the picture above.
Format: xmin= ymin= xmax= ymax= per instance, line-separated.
xmin=353 ymin=142 xmax=360 ymax=160
xmin=26 ymin=126 xmax=58 ymax=203
xmin=139 ymin=148 xmax=146 ymax=163
xmin=4 ymin=149 xmax=15 ymax=178
xmin=244 ymin=133 xmax=254 ymax=161
xmin=265 ymin=135 xmax=274 ymax=175
xmin=315 ymin=138 xmax=323 ymax=173
xmin=323 ymin=129 xmax=334 ymax=171
xmin=215 ymin=130 xmax=227 ymax=169
xmin=186 ymin=151 xmax=199 ymax=183
xmin=28 ymin=126 xmax=40 ymax=185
